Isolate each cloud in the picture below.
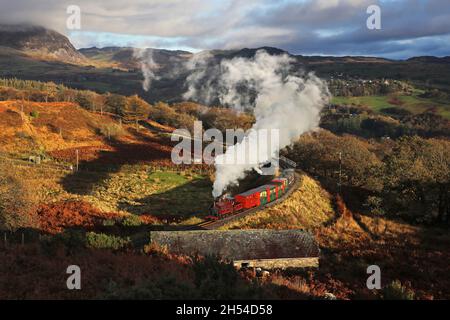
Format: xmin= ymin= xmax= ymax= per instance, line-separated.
xmin=0 ymin=0 xmax=448 ymax=58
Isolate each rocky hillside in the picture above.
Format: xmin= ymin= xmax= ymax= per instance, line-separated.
xmin=0 ymin=24 xmax=87 ymax=65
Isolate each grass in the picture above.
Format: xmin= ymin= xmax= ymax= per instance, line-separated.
xmin=148 ymin=171 xmax=190 ymax=188
xmin=10 ymin=161 xmax=213 ymax=224
xmin=146 ymin=170 xmax=213 ymax=217
xmin=332 ymin=95 xmax=392 ymax=112
xmin=331 ymin=93 xmax=450 ymax=119
xmin=73 ymin=168 xmax=213 ymax=219
xmin=220 ymin=174 xmax=335 ymax=230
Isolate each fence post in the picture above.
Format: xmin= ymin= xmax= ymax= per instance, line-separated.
xmin=76 ymin=149 xmax=79 ymax=172
xmin=3 ymin=232 xmax=6 ymax=248
xmin=21 ymin=233 xmax=24 ymax=246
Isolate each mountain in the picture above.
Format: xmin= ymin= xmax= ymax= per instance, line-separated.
xmin=79 ymin=47 xmax=139 ymax=69
xmin=406 ymin=56 xmax=450 ymax=64
xmin=0 ymin=24 xmax=450 ymax=102
xmin=79 ymin=46 xmax=193 ymax=70
xmin=0 ymin=24 xmax=87 ymax=65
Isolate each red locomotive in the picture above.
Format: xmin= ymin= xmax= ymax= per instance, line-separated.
xmin=207 ymin=169 xmax=295 ymax=220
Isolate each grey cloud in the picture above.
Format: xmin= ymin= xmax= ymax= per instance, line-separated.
xmin=0 ymin=0 xmax=448 ymax=58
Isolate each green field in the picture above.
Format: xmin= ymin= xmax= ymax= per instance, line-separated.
xmin=147 ymin=170 xmax=213 ymax=217
xmin=331 ymin=93 xmax=450 ymax=119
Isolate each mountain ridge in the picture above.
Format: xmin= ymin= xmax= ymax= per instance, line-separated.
xmin=0 ymin=24 xmax=87 ymax=65
xmin=1 ymin=24 xmax=450 ymax=102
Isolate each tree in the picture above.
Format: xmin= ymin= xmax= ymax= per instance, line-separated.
xmin=199 ymin=107 xmax=254 ymax=132
xmin=286 ymin=130 xmax=382 ymax=189
xmin=75 ymin=91 xmax=94 ymax=110
xmin=148 ymin=102 xmax=176 ymax=125
xmin=121 ymin=95 xmax=151 ymax=123
xmin=382 ymin=136 xmax=450 ymax=222
xmin=105 ymin=93 xmax=127 ymax=115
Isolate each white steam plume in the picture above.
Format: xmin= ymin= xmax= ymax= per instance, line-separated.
xmin=133 ymin=48 xmax=159 ymax=91
xmin=183 ymin=50 xmax=215 ymax=103
xmin=184 ymin=50 xmax=330 ymax=197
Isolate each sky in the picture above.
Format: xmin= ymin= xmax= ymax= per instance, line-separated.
xmin=0 ymin=0 xmax=449 ymax=59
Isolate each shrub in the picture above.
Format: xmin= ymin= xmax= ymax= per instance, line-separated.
xmin=40 ymin=229 xmax=87 ymax=255
xmin=86 ymin=232 xmax=131 ymax=250
xmin=148 ymin=102 xmax=197 ymax=131
xmin=102 ymin=219 xmax=117 ymax=227
xmin=98 ymin=123 xmax=125 ymax=139
xmin=363 ymin=196 xmax=385 ymax=216
xmin=121 ymin=215 xmax=142 ymax=227
xmin=192 ymin=255 xmax=263 ymax=299
xmin=101 ymin=276 xmax=195 ymax=299
xmin=0 ymin=162 xmax=39 ymax=231
xmin=101 ymin=256 xmax=265 ymax=299
xmin=105 ymin=93 xmax=127 ymax=114
xmin=75 ymin=91 xmax=94 ymax=110
xmin=30 ymin=110 xmax=39 ymax=119
xmin=143 ymin=242 xmax=170 ymax=256
xmin=15 ymin=131 xmax=32 ymax=140
xmin=383 ymin=280 xmax=415 ymax=300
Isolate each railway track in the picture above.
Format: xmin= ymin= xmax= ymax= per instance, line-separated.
xmin=194 ymin=172 xmax=301 ymax=230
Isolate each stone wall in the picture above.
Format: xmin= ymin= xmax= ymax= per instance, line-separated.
xmin=150 ymin=229 xmax=320 ymax=269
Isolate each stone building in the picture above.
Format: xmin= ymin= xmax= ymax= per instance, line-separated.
xmin=150 ymin=229 xmax=320 ymax=269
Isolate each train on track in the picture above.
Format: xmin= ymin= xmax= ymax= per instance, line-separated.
xmin=206 ymin=169 xmax=295 ymax=220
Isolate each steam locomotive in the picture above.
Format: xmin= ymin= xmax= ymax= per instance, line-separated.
xmin=207 ymin=169 xmax=295 ymax=220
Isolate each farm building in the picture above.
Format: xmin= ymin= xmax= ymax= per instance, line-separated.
xmin=149 ymin=229 xmax=320 ymax=269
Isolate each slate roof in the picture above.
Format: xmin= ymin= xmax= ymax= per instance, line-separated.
xmin=150 ymin=229 xmax=320 ymax=260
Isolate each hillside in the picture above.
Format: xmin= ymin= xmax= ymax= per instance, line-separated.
xmin=79 ymin=47 xmax=192 ymax=71
xmin=0 ymin=25 xmax=87 ymax=65
xmin=0 ymin=96 xmax=215 ymax=232
xmin=0 ymin=100 xmax=114 ymax=154
xmin=217 ymin=171 xmax=450 ymax=299
xmin=221 ymin=174 xmax=335 ymax=230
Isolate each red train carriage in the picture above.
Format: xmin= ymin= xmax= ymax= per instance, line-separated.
xmin=235 ymin=185 xmax=268 ymax=209
xmin=235 ymin=179 xmax=284 ymax=209
xmin=208 ymin=170 xmax=294 ymax=220
xmin=271 ymin=177 xmax=288 ymax=195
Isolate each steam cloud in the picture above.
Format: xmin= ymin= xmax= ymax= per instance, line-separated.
xmin=184 ymin=50 xmax=330 ymax=197
xmin=134 ymin=48 xmax=159 ymax=91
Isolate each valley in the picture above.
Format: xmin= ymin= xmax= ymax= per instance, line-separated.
xmin=0 ymin=24 xmax=448 ymax=301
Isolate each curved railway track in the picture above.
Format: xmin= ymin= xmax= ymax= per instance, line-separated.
xmin=194 ymin=172 xmax=301 ymax=230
